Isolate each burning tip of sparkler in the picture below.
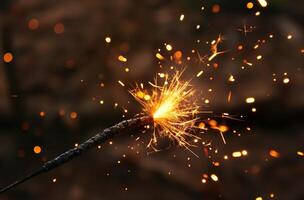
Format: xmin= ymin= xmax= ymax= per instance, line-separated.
xmin=131 ymin=70 xmax=200 ymax=151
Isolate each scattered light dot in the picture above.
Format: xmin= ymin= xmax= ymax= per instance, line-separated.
xmin=196 ymin=70 xmax=203 ymax=77
xmin=173 ymin=51 xmax=182 ymax=60
xmin=257 ymin=0 xmax=268 ymax=7
xmin=118 ymin=55 xmax=127 ymax=62
xmin=3 ymin=52 xmax=13 ymax=63
xmin=105 ymin=37 xmax=111 ymax=43
xmin=166 ymin=44 xmax=173 ymax=51
xmin=256 ymin=197 xmax=263 ymax=200
xmin=100 ymin=100 xmax=104 ymax=104
xmin=28 ymin=19 xmax=39 ymax=30
xmin=210 ymin=174 xmax=219 ymax=182
xmin=251 ymin=107 xmax=257 ymax=112
xmin=247 ymin=2 xmax=254 ymax=9
xmin=52 ymin=178 xmax=57 ymax=183
xmin=118 ymin=80 xmax=125 ymax=87
xmin=201 ymin=178 xmax=207 ymax=183
xmin=297 ymin=151 xmax=304 ymax=156
xmin=156 ymin=53 xmax=164 ymax=60
xmin=287 ymin=34 xmax=293 ymax=40
xmin=39 ymin=111 xmax=46 ymax=117
xmin=212 ymin=4 xmax=220 ymax=13
xmin=256 ymin=55 xmax=262 ymax=60
xmin=283 ymin=78 xmax=290 ymax=84
xmin=179 ymin=14 xmax=185 ymax=21
xmin=232 ymin=151 xmax=242 ymax=157
xmin=228 ymin=75 xmax=235 ymax=82
xmin=242 ymin=150 xmax=248 ymax=156
xmin=246 ymin=97 xmax=255 ymax=104
xmin=33 ymin=146 xmax=42 ymax=154
xmin=70 ymin=112 xmax=78 ymax=119
xmin=54 ymin=23 xmax=64 ymax=34
xmin=217 ymin=125 xmax=228 ymax=132
xmin=144 ymin=94 xmax=151 ymax=101
xmin=269 ymin=150 xmax=280 ymax=158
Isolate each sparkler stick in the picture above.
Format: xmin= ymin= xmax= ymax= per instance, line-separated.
xmin=0 ymin=116 xmax=153 ymax=194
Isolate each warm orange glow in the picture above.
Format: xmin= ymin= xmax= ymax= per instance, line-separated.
xmin=3 ymin=52 xmax=13 ymax=63
xmin=39 ymin=111 xmax=46 ymax=117
xmin=54 ymin=23 xmax=65 ymax=34
xmin=269 ymin=150 xmax=280 ymax=158
xmin=33 ymin=146 xmax=42 ymax=154
xmin=118 ymin=55 xmax=127 ymax=62
xmin=246 ymin=2 xmax=254 ymax=9
xmin=70 ymin=112 xmax=78 ymax=119
xmin=156 ymin=53 xmax=164 ymax=60
xmin=173 ymin=51 xmax=182 ymax=60
xmin=212 ymin=4 xmax=220 ymax=13
xmin=28 ymin=19 xmax=39 ymax=30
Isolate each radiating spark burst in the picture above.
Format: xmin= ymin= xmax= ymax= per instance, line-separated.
xmin=130 ymin=70 xmax=200 ymax=154
xmin=208 ymin=34 xmax=226 ymax=61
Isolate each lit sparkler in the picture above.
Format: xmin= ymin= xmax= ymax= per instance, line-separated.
xmin=0 ymin=70 xmax=201 ymax=193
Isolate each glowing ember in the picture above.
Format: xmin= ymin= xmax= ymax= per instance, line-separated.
xmin=105 ymin=37 xmax=111 ymax=43
xmin=283 ymin=77 xmax=290 ymax=84
xmin=246 ymin=97 xmax=255 ymax=104
xmin=179 ymin=14 xmax=185 ymax=21
xmin=208 ymin=35 xmax=225 ymax=61
xmin=3 ymin=52 xmax=13 ymax=63
xmin=118 ymin=55 xmax=127 ymax=62
xmin=156 ymin=53 xmax=164 ymax=60
xmin=131 ymin=70 xmax=200 ymax=152
xmin=232 ymin=151 xmax=242 ymax=157
xmin=257 ymin=0 xmax=268 ymax=7
xmin=269 ymin=150 xmax=280 ymax=158
xmin=210 ymin=174 xmax=219 ymax=182
xmin=246 ymin=2 xmax=254 ymax=9
xmin=166 ymin=44 xmax=173 ymax=51
xmin=33 ymin=146 xmax=42 ymax=154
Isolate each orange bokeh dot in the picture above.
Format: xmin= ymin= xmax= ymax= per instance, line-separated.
xmin=54 ymin=23 xmax=65 ymax=34
xmin=3 ymin=52 xmax=13 ymax=63
xmin=28 ymin=18 xmax=39 ymax=30
xmin=70 ymin=112 xmax=77 ymax=119
xmin=212 ymin=4 xmax=221 ymax=13
xmin=237 ymin=45 xmax=243 ymax=50
xmin=173 ymin=51 xmax=182 ymax=60
xmin=33 ymin=146 xmax=42 ymax=154
xmin=39 ymin=111 xmax=46 ymax=117
xmin=246 ymin=2 xmax=254 ymax=9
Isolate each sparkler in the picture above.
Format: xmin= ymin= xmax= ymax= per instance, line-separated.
xmin=0 ymin=70 xmax=200 ymax=193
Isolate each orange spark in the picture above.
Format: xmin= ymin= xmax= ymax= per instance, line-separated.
xmin=208 ymin=35 xmax=225 ymax=61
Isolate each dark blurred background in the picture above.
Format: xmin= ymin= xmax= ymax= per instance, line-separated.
xmin=0 ymin=0 xmax=303 ymax=199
